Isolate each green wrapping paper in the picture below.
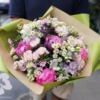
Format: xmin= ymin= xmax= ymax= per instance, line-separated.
xmin=0 ymin=6 xmax=100 ymax=94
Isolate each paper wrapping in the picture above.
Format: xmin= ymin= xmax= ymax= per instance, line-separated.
xmin=0 ymin=6 xmax=100 ymax=94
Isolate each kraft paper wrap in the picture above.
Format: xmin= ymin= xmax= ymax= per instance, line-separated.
xmin=0 ymin=6 xmax=100 ymax=94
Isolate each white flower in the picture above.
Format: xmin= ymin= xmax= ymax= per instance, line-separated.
xmin=65 ymin=56 xmax=68 ymax=60
xmin=0 ymin=73 xmax=12 ymax=95
xmin=23 ymin=36 xmax=30 ymax=42
xmin=68 ymin=46 xmax=75 ymax=52
xmin=59 ymin=32 xmax=66 ymax=37
xmin=13 ymin=61 xmax=19 ymax=69
xmin=53 ymin=49 xmax=59 ymax=54
xmin=68 ymin=36 xmax=74 ymax=40
xmin=20 ymin=24 xmax=32 ymax=38
xmin=38 ymin=33 xmax=43 ymax=38
xmin=62 ymin=52 xmax=67 ymax=57
xmin=59 ymin=50 xmax=63 ymax=55
xmin=57 ymin=57 xmax=62 ymax=62
xmin=31 ymin=31 xmax=35 ymax=35
xmin=50 ymin=59 xmax=60 ymax=71
xmin=56 ymin=74 xmax=69 ymax=81
xmin=63 ymin=49 xmax=67 ymax=53
xmin=57 ymin=43 xmax=61 ymax=47
xmin=52 ymin=43 xmax=59 ymax=49
xmin=62 ymin=41 xmax=67 ymax=46
xmin=61 ymin=46 xmax=65 ymax=50
xmin=53 ymin=54 xmax=58 ymax=59
xmin=70 ymin=47 xmax=75 ymax=52
xmin=55 ymin=26 xmax=63 ymax=33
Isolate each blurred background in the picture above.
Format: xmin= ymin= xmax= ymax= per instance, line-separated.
xmin=89 ymin=0 xmax=100 ymax=33
xmin=0 ymin=0 xmax=100 ymax=100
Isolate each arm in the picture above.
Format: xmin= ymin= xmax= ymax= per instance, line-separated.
xmin=9 ymin=0 xmax=26 ymax=21
xmin=12 ymin=18 xmax=19 ymax=21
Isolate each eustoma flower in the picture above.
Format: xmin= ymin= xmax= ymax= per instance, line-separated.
xmin=32 ymin=47 xmax=49 ymax=61
xmin=17 ymin=60 xmax=27 ymax=71
xmin=30 ymin=37 xmax=40 ymax=48
xmin=23 ymin=50 xmax=33 ymax=61
xmin=36 ymin=68 xmax=56 ymax=85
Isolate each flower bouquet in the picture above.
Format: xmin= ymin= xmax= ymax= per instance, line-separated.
xmin=0 ymin=6 xmax=100 ymax=94
xmin=8 ymin=15 xmax=88 ymax=86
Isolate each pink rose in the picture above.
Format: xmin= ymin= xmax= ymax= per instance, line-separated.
xmin=23 ymin=50 xmax=33 ymax=61
xmin=36 ymin=68 xmax=56 ymax=85
xmin=16 ymin=41 xmax=30 ymax=56
xmin=45 ymin=35 xmax=62 ymax=50
xmin=81 ymin=48 xmax=88 ymax=60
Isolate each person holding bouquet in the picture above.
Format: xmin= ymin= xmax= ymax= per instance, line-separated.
xmin=9 ymin=0 xmax=90 ymax=100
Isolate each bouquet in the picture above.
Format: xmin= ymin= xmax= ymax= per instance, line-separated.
xmin=8 ymin=16 xmax=88 ymax=86
xmin=0 ymin=6 xmax=100 ymax=94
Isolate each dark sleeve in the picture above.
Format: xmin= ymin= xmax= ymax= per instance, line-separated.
xmin=9 ymin=0 xmax=26 ymax=18
xmin=73 ymin=0 xmax=90 ymax=14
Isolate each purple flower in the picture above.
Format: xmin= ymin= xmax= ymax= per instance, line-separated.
xmin=64 ymin=62 xmax=82 ymax=75
xmin=40 ymin=61 xmax=46 ymax=67
xmin=41 ymin=19 xmax=49 ymax=25
xmin=18 ymin=60 xmax=27 ymax=71
xmin=8 ymin=38 xmax=14 ymax=48
xmin=33 ymin=64 xmax=37 ymax=68
xmin=45 ymin=35 xmax=62 ymax=50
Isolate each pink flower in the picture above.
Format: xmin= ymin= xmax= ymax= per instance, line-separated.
xmin=23 ymin=50 xmax=33 ymax=61
xmin=80 ymin=60 xmax=85 ymax=68
xmin=55 ymin=26 xmax=63 ymax=33
xmin=8 ymin=38 xmax=14 ymax=47
xmin=10 ymin=47 xmax=15 ymax=56
xmin=75 ymin=54 xmax=82 ymax=62
xmin=16 ymin=41 xmax=30 ymax=56
xmin=32 ymin=52 xmax=40 ymax=61
xmin=32 ymin=47 xmax=49 ymax=61
xmin=45 ymin=35 xmax=62 ymax=50
xmin=8 ymin=38 xmax=13 ymax=44
xmin=75 ymin=39 xmax=84 ymax=47
xmin=17 ymin=60 xmax=27 ymax=71
xmin=33 ymin=64 xmax=37 ymax=68
xmin=40 ymin=61 xmax=46 ymax=67
xmin=36 ymin=47 xmax=49 ymax=55
xmin=81 ymin=48 xmax=88 ymax=60
xmin=30 ymin=37 xmax=40 ymax=48
xmin=36 ymin=68 xmax=56 ymax=85
xmin=41 ymin=19 xmax=49 ymax=25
